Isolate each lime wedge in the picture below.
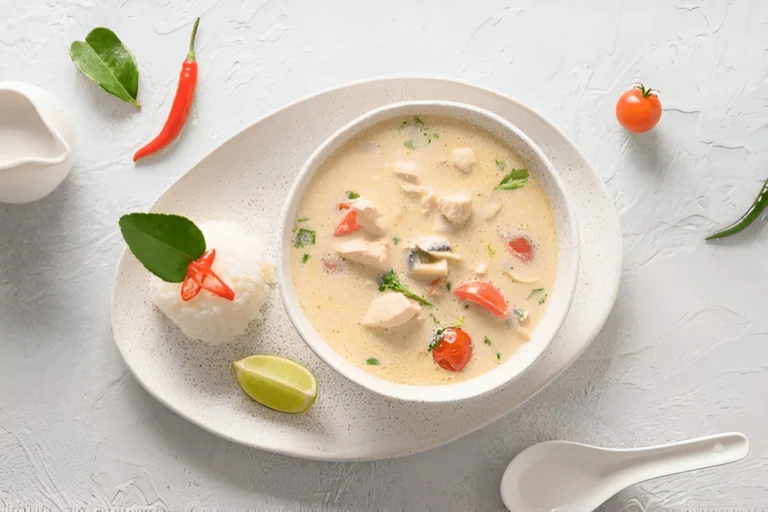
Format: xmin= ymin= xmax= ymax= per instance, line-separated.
xmin=233 ymin=355 xmax=317 ymax=414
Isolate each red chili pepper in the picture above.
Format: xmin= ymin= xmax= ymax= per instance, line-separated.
xmin=133 ymin=18 xmax=201 ymax=162
xmin=180 ymin=249 xmax=235 ymax=302
xmin=334 ymin=210 xmax=360 ymax=236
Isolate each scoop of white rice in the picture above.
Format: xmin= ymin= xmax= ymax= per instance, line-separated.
xmin=149 ymin=220 xmax=274 ymax=345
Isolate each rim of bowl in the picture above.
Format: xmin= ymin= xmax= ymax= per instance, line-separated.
xmin=278 ymin=100 xmax=580 ymax=403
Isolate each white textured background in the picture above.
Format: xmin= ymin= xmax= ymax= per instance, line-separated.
xmin=2 ymin=0 xmax=767 ymax=510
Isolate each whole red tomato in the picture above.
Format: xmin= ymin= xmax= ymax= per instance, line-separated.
xmin=616 ymin=84 xmax=662 ymax=133
xmin=432 ymin=327 xmax=472 ymax=372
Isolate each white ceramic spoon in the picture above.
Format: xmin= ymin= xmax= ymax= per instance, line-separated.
xmin=500 ymin=432 xmax=749 ymax=512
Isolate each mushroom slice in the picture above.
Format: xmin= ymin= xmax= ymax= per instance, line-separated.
xmin=405 ymin=245 xmax=449 ymax=281
xmin=502 ymin=258 xmax=541 ymax=283
xmin=416 ymin=236 xmax=463 ymax=262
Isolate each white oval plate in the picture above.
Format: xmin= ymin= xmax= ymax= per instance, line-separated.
xmin=111 ymin=76 xmax=622 ymax=461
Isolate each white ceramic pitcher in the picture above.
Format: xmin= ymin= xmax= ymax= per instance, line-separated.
xmin=0 ymin=82 xmax=77 ymax=204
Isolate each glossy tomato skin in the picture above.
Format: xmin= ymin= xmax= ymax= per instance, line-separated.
xmin=453 ymin=280 xmax=509 ymax=318
xmin=432 ymin=327 xmax=472 ymax=372
xmin=616 ymin=86 xmax=662 ymax=133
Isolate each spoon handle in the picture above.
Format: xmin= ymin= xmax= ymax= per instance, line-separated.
xmin=610 ymin=432 xmax=749 ymax=484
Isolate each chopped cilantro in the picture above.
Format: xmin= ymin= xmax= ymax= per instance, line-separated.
xmin=379 ymin=269 xmax=433 ymax=306
xmin=392 ymin=236 xmax=401 ymax=245
xmin=432 ymin=132 xmax=440 ymax=139
xmin=527 ymin=288 xmax=545 ymax=300
xmin=496 ymin=351 xmax=501 ymax=360
xmin=538 ymin=294 xmax=548 ymax=305
xmin=297 ymin=216 xmax=310 ymax=223
xmin=414 ymin=116 xmax=424 ymax=126
xmin=366 ymin=357 xmax=380 ymax=366
xmin=301 ymin=254 xmax=310 ymax=264
xmin=487 ymin=244 xmax=496 ymax=257
xmin=404 ymin=139 xmax=416 ymax=150
xmin=495 ymin=169 xmax=529 ymax=191
xmin=294 ymin=228 xmax=316 ymax=248
xmin=346 ymin=191 xmax=360 ymax=200
xmin=484 ymin=336 xmax=492 ymax=346
xmin=495 ymin=159 xmax=506 ymax=171
xmin=446 ymin=281 xmax=452 ymax=291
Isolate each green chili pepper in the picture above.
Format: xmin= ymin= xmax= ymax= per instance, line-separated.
xmin=706 ymin=179 xmax=768 ymax=240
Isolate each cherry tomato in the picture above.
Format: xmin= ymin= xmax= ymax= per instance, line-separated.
xmin=180 ymin=249 xmax=236 ymax=302
xmin=432 ymin=327 xmax=472 ymax=372
xmin=334 ymin=210 xmax=360 ymax=236
xmin=453 ymin=280 xmax=509 ymax=318
xmin=337 ymin=201 xmax=352 ymax=210
xmin=616 ymin=84 xmax=661 ymax=133
xmin=507 ymin=236 xmax=533 ymax=262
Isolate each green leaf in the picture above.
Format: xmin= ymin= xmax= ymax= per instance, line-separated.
xmin=495 ymin=159 xmax=506 ymax=171
xmin=365 ymin=357 xmax=380 ymax=366
xmin=70 ymin=28 xmax=140 ymax=108
xmin=527 ymin=288 xmax=545 ymax=300
xmin=294 ymin=228 xmax=316 ymax=248
xmin=487 ymin=244 xmax=496 ymax=257
xmin=495 ymin=169 xmax=529 ymax=191
xmin=496 ymin=351 xmax=501 ymax=360
xmin=404 ymin=139 xmax=416 ymax=150
xmin=301 ymin=254 xmax=310 ymax=264
xmin=119 ymin=213 xmax=205 ymax=282
xmin=392 ymin=236 xmax=400 ymax=245
xmin=379 ymin=269 xmax=433 ymax=306
xmin=414 ymin=116 xmax=424 ymax=126
xmin=346 ymin=191 xmax=360 ymax=200
xmin=484 ymin=336 xmax=492 ymax=346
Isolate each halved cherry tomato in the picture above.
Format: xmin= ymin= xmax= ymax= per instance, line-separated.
xmin=180 ymin=249 xmax=236 ymax=302
xmin=616 ymin=84 xmax=661 ymax=133
xmin=507 ymin=236 xmax=533 ymax=262
xmin=432 ymin=327 xmax=472 ymax=372
xmin=453 ymin=280 xmax=509 ymax=318
xmin=334 ymin=210 xmax=360 ymax=236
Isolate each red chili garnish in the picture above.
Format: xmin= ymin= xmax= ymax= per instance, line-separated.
xmin=337 ymin=201 xmax=353 ymax=210
xmin=507 ymin=236 xmax=534 ymax=262
xmin=180 ymin=249 xmax=235 ymax=302
xmin=425 ymin=278 xmax=443 ymax=298
xmin=432 ymin=327 xmax=472 ymax=372
xmin=453 ymin=280 xmax=509 ymax=318
xmin=133 ymin=18 xmax=201 ymax=162
xmin=334 ymin=210 xmax=360 ymax=236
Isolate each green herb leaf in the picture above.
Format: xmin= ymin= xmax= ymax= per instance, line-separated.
xmin=496 ymin=351 xmax=502 ymax=360
xmin=70 ymin=28 xmax=140 ymax=108
xmin=301 ymin=254 xmax=310 ymax=264
xmin=527 ymin=288 xmax=545 ymax=300
xmin=414 ymin=116 xmax=424 ymax=126
xmin=346 ymin=191 xmax=360 ymax=200
xmin=429 ymin=317 xmax=466 ymax=351
xmin=495 ymin=169 xmax=529 ymax=191
xmin=297 ymin=217 xmax=310 ymax=223
xmin=294 ymin=228 xmax=316 ymax=248
xmin=432 ymin=132 xmax=440 ymax=139
xmin=446 ymin=281 xmax=452 ymax=291
xmin=484 ymin=336 xmax=492 ymax=346
xmin=538 ymin=294 xmax=548 ymax=305
xmin=119 ymin=213 xmax=205 ymax=282
xmin=404 ymin=139 xmax=416 ymax=150
xmin=487 ymin=244 xmax=496 ymax=257
xmin=495 ymin=159 xmax=506 ymax=171
xmin=392 ymin=236 xmax=401 ymax=245
xmin=379 ymin=269 xmax=433 ymax=306
xmin=365 ymin=357 xmax=380 ymax=366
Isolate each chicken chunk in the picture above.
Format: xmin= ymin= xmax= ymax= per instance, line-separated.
xmin=336 ymin=239 xmax=389 ymax=270
xmin=393 ymin=160 xmax=420 ymax=183
xmin=474 ymin=263 xmax=488 ymax=276
xmin=362 ymin=292 xmax=421 ymax=328
xmin=438 ymin=193 xmax=473 ymax=225
xmin=450 ymin=147 xmax=476 ymax=174
xmin=352 ymin=199 xmax=387 ymax=236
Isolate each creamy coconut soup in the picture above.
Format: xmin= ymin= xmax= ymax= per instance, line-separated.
xmin=290 ymin=115 xmax=558 ymax=386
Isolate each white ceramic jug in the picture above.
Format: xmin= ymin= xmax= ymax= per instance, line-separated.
xmin=0 ymin=82 xmax=77 ymax=204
